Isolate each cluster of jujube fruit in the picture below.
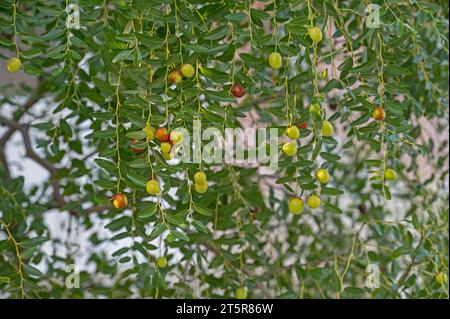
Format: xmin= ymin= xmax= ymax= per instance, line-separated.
xmin=4 ymin=23 xmax=398 ymax=224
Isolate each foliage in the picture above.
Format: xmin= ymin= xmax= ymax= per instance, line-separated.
xmin=0 ymin=0 xmax=448 ymax=299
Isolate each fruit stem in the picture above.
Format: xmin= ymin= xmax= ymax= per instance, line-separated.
xmin=12 ymin=0 xmax=20 ymax=56
xmin=114 ymin=64 xmax=123 ymax=193
xmin=272 ymin=0 xmax=279 ymax=51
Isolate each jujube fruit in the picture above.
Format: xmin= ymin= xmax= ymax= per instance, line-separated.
xmin=162 ymin=151 xmax=174 ymax=160
xmin=286 ymin=125 xmax=300 ymax=139
xmin=268 ymin=52 xmax=282 ymax=69
xmin=231 ymin=84 xmax=245 ymax=98
xmin=146 ymin=179 xmax=160 ymax=195
xmin=316 ymin=169 xmax=330 ymax=184
xmin=169 ymin=69 xmax=182 ymax=84
xmin=307 ymin=194 xmax=321 ymax=209
xmin=161 ymin=142 xmax=172 ymax=154
xmin=309 ymin=27 xmax=323 ymax=43
xmin=155 ymin=127 xmax=170 ymax=142
xmin=194 ymin=171 xmax=207 ymax=184
xmin=112 ymin=193 xmax=127 ymax=209
xmin=142 ymin=125 xmax=155 ymax=140
xmin=288 ymin=197 xmax=304 ymax=215
xmin=180 ymin=63 xmax=195 ymax=78
xmin=384 ymin=168 xmax=397 ymax=181
xmin=282 ymin=142 xmax=297 ymax=157
xmin=194 ymin=182 xmax=208 ymax=194
xmin=6 ymin=57 xmax=21 ymax=73
xmin=372 ymin=106 xmax=386 ymax=121
xmin=436 ymin=272 xmax=448 ymax=285
xmin=235 ymin=287 xmax=247 ymax=299
xmin=130 ymin=139 xmax=145 ymax=154
xmin=170 ymin=130 xmax=183 ymax=145
xmin=321 ymin=120 xmax=334 ymax=136
xmin=309 ymin=103 xmax=321 ymax=114
xmin=297 ymin=122 xmax=308 ymax=129
xmin=156 ymin=256 xmax=168 ymax=268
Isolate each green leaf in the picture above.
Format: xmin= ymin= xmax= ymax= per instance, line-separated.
xmin=94 ymin=179 xmax=116 ymax=190
xmin=192 ymin=220 xmax=209 ymax=233
xmin=170 ymin=230 xmax=190 ymax=242
xmin=324 ymin=203 xmax=343 ymax=214
xmin=137 ymin=204 xmax=157 ymax=220
xmin=95 ymin=158 xmax=117 ymax=171
xmin=204 ymin=25 xmax=228 ymax=41
xmin=105 ymin=216 xmax=130 ymax=231
xmin=23 ymin=65 xmax=42 ymax=76
xmin=23 ymin=264 xmax=44 ymax=278
xmin=126 ymin=131 xmax=147 ymax=140
xmin=112 ymin=50 xmax=133 ymax=63
xmin=126 ymin=172 xmax=147 ymax=188
xmin=149 ymin=223 xmax=167 ymax=239
xmin=321 ymin=187 xmax=344 ymax=196
xmin=320 ymin=152 xmax=341 ymax=162
xmin=351 ymin=58 xmax=377 ymax=73
xmin=204 ymin=90 xmax=235 ymax=103
xmin=112 ymin=247 xmax=130 ymax=257
xmin=193 ymin=203 xmax=213 ymax=216
xmin=20 ymin=237 xmax=49 ymax=247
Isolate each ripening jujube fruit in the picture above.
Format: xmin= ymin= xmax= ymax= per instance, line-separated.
xmin=282 ymin=142 xmax=297 ymax=157
xmin=156 ymin=256 xmax=168 ymax=268
xmin=231 ymin=84 xmax=245 ymax=98
xmin=372 ymin=106 xmax=386 ymax=121
xmin=268 ymin=52 xmax=282 ymax=69
xmin=6 ymin=57 xmax=21 ymax=73
xmin=286 ymin=125 xmax=300 ymax=140
xmin=307 ymin=194 xmax=321 ymax=209
xmin=130 ymin=139 xmax=145 ymax=154
xmin=169 ymin=130 xmax=183 ymax=145
xmin=142 ymin=125 xmax=155 ymax=140
xmin=235 ymin=287 xmax=247 ymax=299
xmin=146 ymin=179 xmax=160 ymax=195
xmin=194 ymin=171 xmax=207 ymax=184
xmin=309 ymin=103 xmax=321 ymax=114
xmin=169 ymin=69 xmax=182 ymax=84
xmin=435 ymin=272 xmax=448 ymax=285
xmin=161 ymin=142 xmax=172 ymax=154
xmin=297 ymin=122 xmax=308 ymax=129
xmin=316 ymin=169 xmax=330 ymax=184
xmin=112 ymin=193 xmax=127 ymax=209
xmin=162 ymin=151 xmax=174 ymax=160
xmin=155 ymin=127 xmax=170 ymax=142
xmin=384 ymin=168 xmax=397 ymax=181
xmin=180 ymin=63 xmax=195 ymax=78
xmin=308 ymin=27 xmax=323 ymax=43
xmin=194 ymin=182 xmax=208 ymax=194
xmin=321 ymin=120 xmax=334 ymax=136
xmin=288 ymin=197 xmax=304 ymax=215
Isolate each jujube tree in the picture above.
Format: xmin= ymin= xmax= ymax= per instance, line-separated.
xmin=0 ymin=0 xmax=448 ymax=299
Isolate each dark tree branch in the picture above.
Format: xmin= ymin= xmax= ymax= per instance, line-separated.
xmin=0 ymin=116 xmax=112 ymax=215
xmin=0 ymin=79 xmax=44 ymax=180
xmin=398 ymin=229 xmax=425 ymax=285
xmin=0 ymin=116 xmax=65 ymax=208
